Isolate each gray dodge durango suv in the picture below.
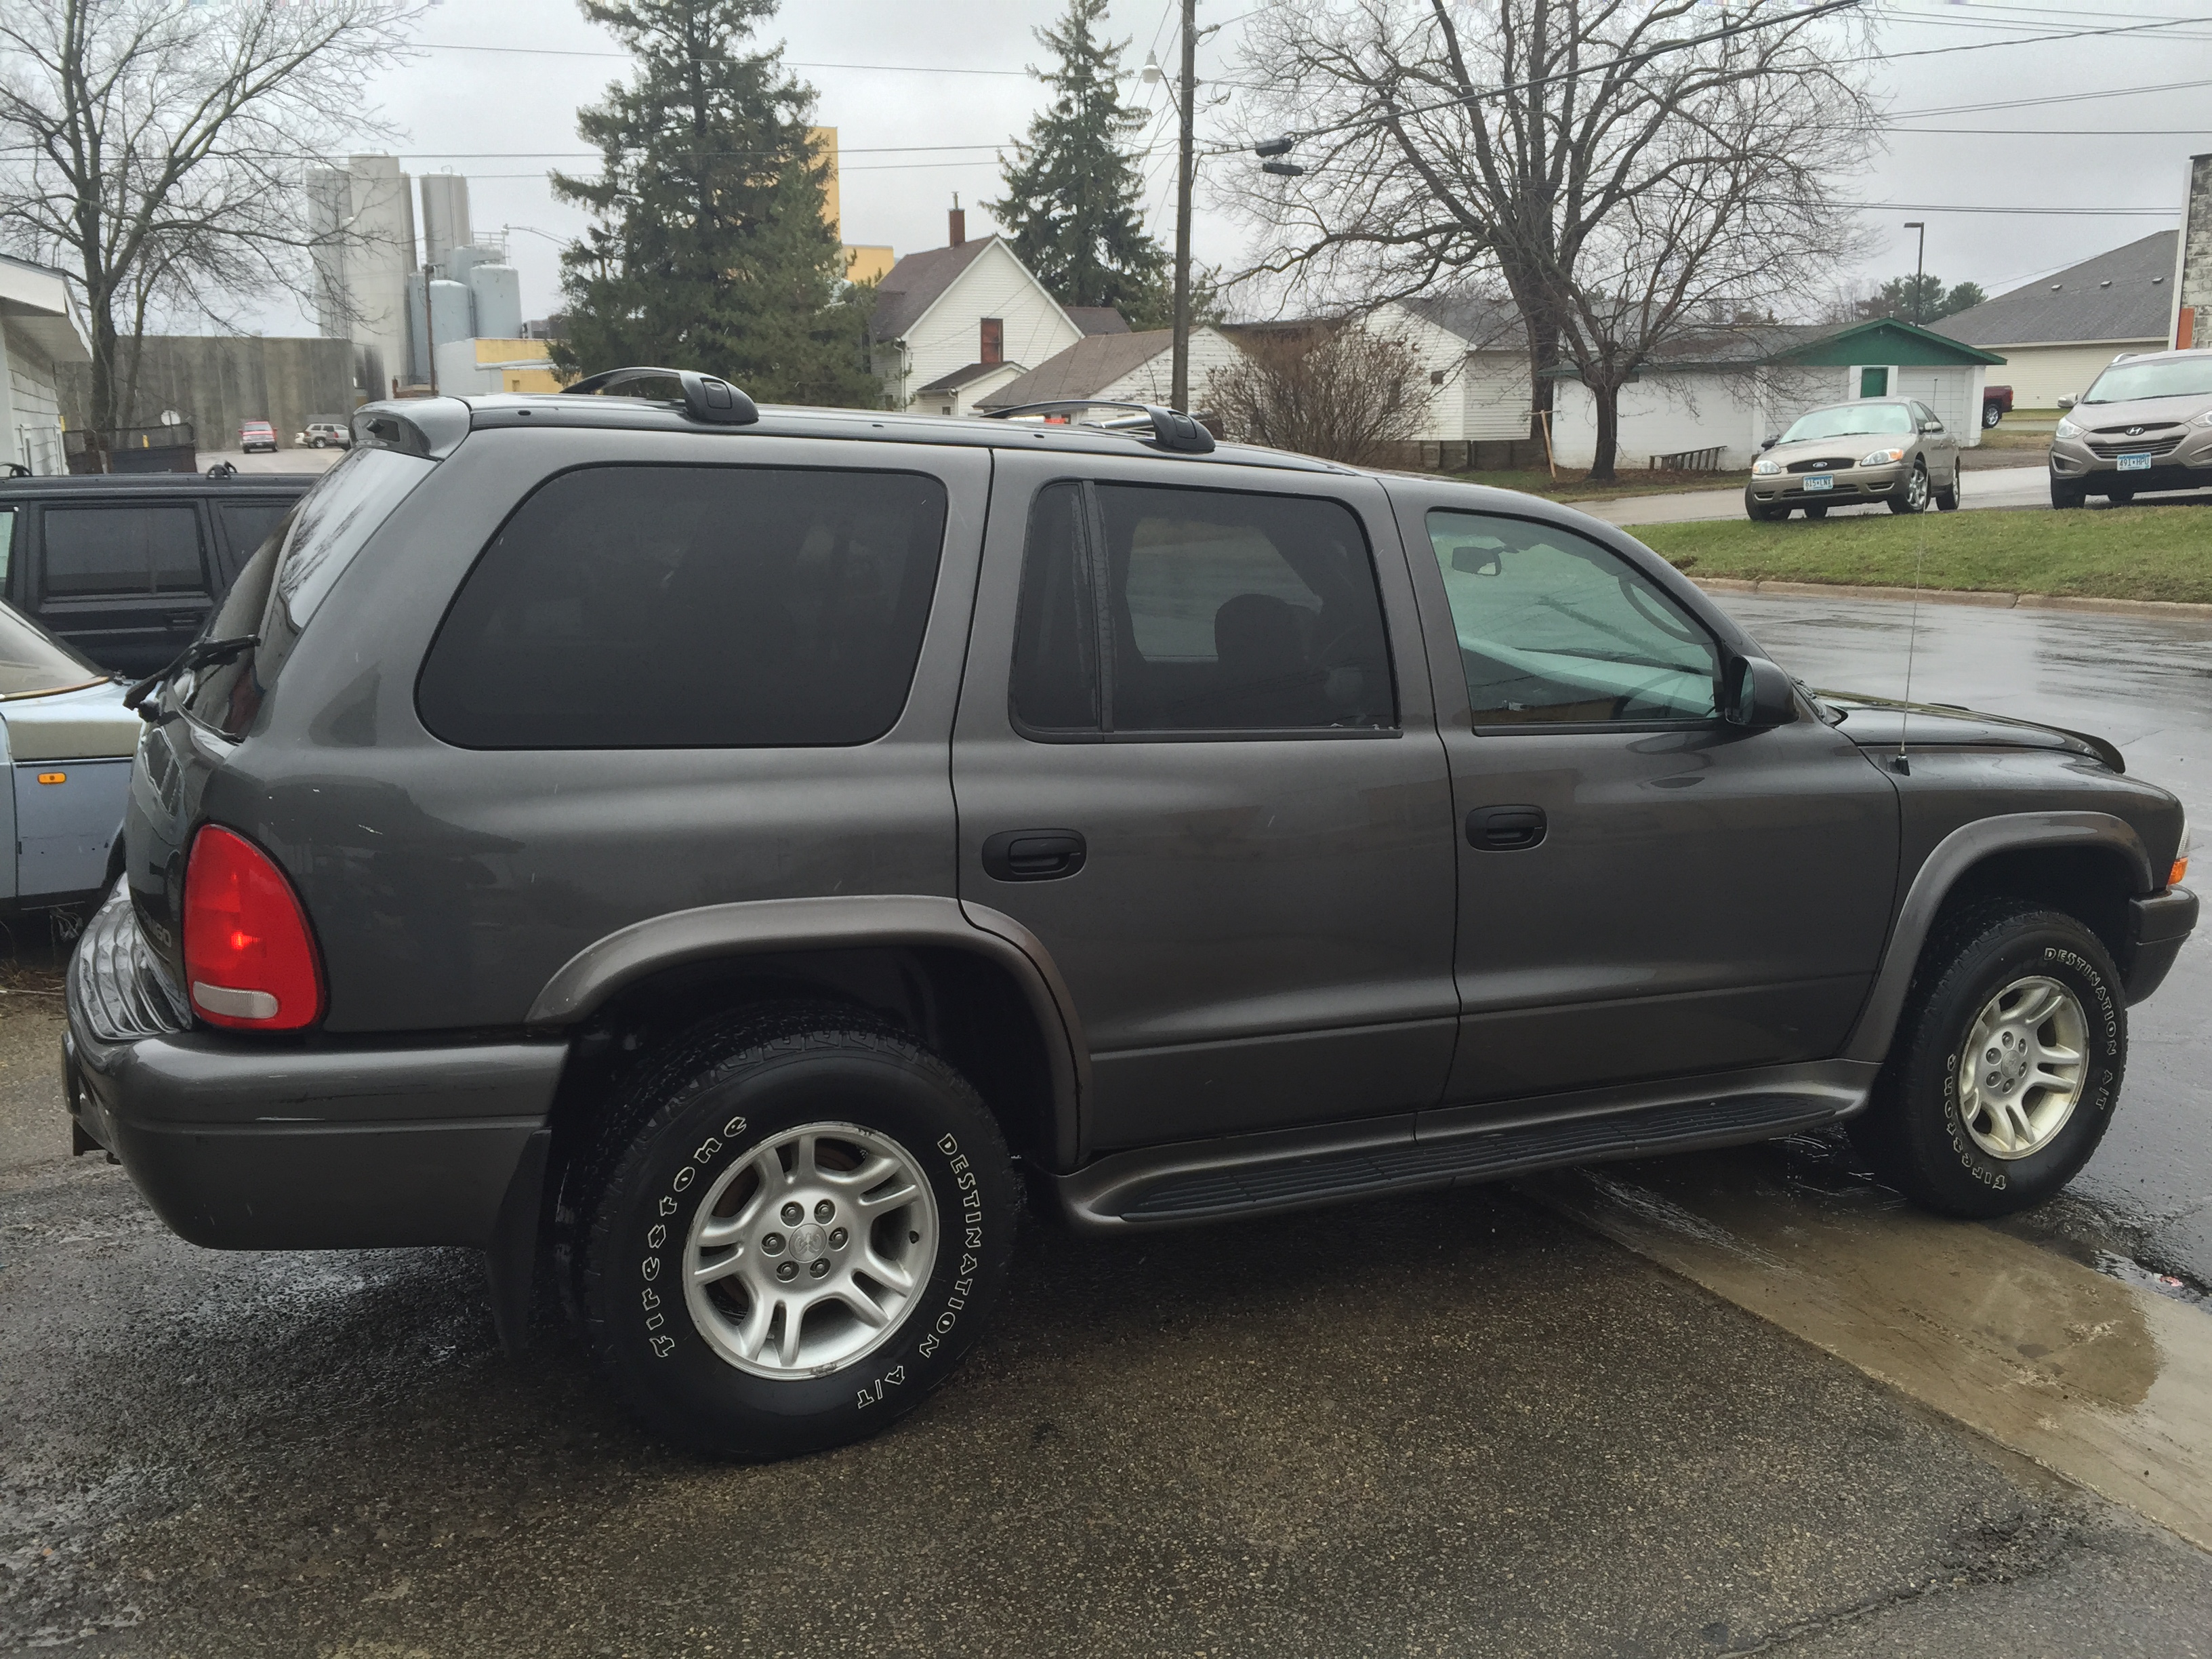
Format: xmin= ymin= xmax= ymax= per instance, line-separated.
xmin=65 ymin=371 xmax=2197 ymax=1459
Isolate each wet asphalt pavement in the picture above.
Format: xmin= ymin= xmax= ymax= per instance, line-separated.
xmin=5 ymin=592 xmax=2211 ymax=1656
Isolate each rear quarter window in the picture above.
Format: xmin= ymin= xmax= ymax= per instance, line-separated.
xmin=184 ymin=447 xmax=435 ymax=738
xmin=415 ymin=464 xmax=948 ymax=749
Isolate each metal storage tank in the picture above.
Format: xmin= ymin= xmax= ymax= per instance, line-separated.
xmin=468 ymin=264 xmax=524 ymax=342
xmin=426 ymin=279 xmax=474 ymax=361
xmin=419 ymin=173 xmax=472 ymax=272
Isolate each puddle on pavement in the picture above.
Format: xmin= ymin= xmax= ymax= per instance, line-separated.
xmin=1525 ymin=1147 xmax=2212 ymax=1553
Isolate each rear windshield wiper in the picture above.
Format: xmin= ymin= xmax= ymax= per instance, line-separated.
xmin=123 ymin=634 xmax=261 ymax=718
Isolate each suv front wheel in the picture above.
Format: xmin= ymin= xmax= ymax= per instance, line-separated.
xmin=577 ymin=1007 xmax=1017 ymax=1458
xmin=1849 ymin=901 xmax=2125 ymax=1218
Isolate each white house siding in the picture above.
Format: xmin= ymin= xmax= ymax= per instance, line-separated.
xmin=1462 ymin=352 xmax=1532 ymax=440
xmin=1550 ymin=371 xmax=1767 ymax=470
xmin=1088 ymin=327 xmax=1248 ymax=411
xmin=924 ymin=361 xmax=1026 ymax=415
xmin=1892 ymin=365 xmax=1985 ymax=446
xmin=1980 ymin=341 xmax=2158 ymax=409
xmin=888 ymin=242 xmax=1082 ymax=413
xmin=3 ymin=323 xmax=66 ymax=475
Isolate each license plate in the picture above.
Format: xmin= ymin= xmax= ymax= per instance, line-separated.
xmin=1805 ymin=474 xmax=1834 ymax=491
xmin=2118 ymin=452 xmax=2152 ymax=472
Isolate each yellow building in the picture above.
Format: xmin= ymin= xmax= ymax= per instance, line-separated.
xmin=471 ymin=337 xmax=566 ymax=393
xmin=810 ymin=127 xmax=895 ymax=285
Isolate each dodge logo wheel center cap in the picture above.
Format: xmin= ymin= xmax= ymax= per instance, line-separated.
xmin=789 ymin=1222 xmax=830 ymax=1261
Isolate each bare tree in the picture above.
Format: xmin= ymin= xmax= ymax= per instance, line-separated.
xmin=1222 ymin=0 xmax=1876 ymax=479
xmin=1211 ymin=321 xmax=1429 ymax=466
xmin=0 ymin=0 xmax=420 ymax=438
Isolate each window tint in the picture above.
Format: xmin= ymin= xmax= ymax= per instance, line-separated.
xmin=218 ymin=501 xmax=291 ymax=568
xmin=1010 ymin=481 xmax=1393 ymax=735
xmin=0 ymin=507 xmax=12 ymax=589
xmin=186 ymin=447 xmax=434 ymax=739
xmin=42 ymin=504 xmax=205 ymax=597
xmin=1427 ymin=511 xmax=1719 ymax=724
xmin=417 ymin=466 xmax=947 ymax=749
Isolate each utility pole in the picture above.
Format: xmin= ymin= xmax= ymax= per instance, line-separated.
xmin=423 ymin=260 xmax=440 ymax=397
xmin=1904 ymin=221 xmax=1927 ymax=325
xmin=1169 ymin=0 xmax=1196 ymax=412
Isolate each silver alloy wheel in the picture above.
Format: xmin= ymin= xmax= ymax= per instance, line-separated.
xmin=1956 ymin=975 xmax=2089 ymax=1160
xmin=682 ymin=1122 xmax=939 ymax=1378
xmin=1905 ymin=465 xmax=1929 ymax=510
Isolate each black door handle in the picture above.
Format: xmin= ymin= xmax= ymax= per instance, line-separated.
xmin=981 ymin=829 xmax=1087 ymax=882
xmin=166 ymin=612 xmax=202 ymax=630
xmin=1469 ymin=805 xmax=1547 ymax=851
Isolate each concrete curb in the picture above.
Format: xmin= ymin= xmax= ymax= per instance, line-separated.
xmin=1689 ymin=577 xmax=2212 ymax=620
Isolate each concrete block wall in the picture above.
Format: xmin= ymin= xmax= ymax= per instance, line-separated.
xmin=58 ymin=336 xmax=358 ymax=449
xmin=2178 ymin=153 xmax=2212 ymax=349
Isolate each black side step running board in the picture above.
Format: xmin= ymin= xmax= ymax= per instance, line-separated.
xmin=1052 ymin=1063 xmax=1875 ymax=1231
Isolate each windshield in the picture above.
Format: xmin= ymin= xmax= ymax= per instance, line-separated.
xmin=2082 ymin=356 xmax=2212 ymax=404
xmin=1780 ymin=403 xmax=1914 ymax=443
xmin=0 ymin=599 xmax=102 ymax=696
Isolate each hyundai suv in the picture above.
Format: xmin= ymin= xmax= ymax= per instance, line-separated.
xmin=64 ymin=371 xmax=2196 ymax=1460
xmin=2050 ymin=348 xmax=2212 ymax=506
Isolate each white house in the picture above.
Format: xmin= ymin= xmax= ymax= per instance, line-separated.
xmin=1370 ymin=295 xmax=1534 ymax=443
xmin=869 ymin=213 xmax=1087 ymax=415
xmin=1932 ymin=231 xmax=2175 ymax=409
xmin=1547 ymin=319 xmax=2004 ymax=472
xmin=0 ymin=253 xmax=90 ymax=474
xmin=975 ymin=326 xmax=1246 ymax=416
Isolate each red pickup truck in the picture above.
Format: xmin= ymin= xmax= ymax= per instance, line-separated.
xmin=1982 ymin=384 xmax=2013 ymax=428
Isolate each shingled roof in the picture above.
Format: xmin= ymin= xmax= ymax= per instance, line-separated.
xmin=977 ymin=328 xmax=1179 ymax=409
xmin=868 ymin=237 xmax=997 ymax=343
xmin=1933 ymin=232 xmax=2177 ymax=348
xmin=1395 ymin=293 xmax=1524 ymax=350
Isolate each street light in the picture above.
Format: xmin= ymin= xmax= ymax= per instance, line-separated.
xmin=1904 ymin=220 xmax=1927 ymax=325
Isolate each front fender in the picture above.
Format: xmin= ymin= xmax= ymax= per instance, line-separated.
xmin=1843 ymin=811 xmax=2153 ymax=1064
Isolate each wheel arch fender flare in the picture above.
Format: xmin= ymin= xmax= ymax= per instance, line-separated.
xmin=525 ymin=895 xmax=1092 ymax=1167
xmin=1843 ymin=811 xmax=2152 ymax=1064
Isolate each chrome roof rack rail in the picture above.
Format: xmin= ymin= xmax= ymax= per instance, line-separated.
xmin=561 ymin=366 xmax=759 ymax=427
xmin=981 ymin=399 xmax=1215 ymax=455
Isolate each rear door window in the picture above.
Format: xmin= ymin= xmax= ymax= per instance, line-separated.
xmin=416 ymin=465 xmax=949 ymax=749
xmin=216 ymin=500 xmax=292 ymax=576
xmin=1011 ymin=480 xmax=1394 ymax=735
xmin=41 ymin=504 xmax=207 ymax=597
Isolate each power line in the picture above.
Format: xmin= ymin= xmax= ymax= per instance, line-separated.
xmin=416 ymin=41 xmax=1036 ymax=75
xmin=1888 ymin=75 xmax=2212 ymax=117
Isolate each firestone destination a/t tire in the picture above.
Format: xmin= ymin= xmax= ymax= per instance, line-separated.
xmin=1849 ymin=901 xmax=2125 ymax=1219
xmin=577 ymin=1008 xmax=1017 ymax=1460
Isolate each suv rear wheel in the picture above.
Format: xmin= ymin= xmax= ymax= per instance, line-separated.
xmin=1849 ymin=901 xmax=2125 ymax=1218
xmin=577 ymin=1006 xmax=1017 ymax=1458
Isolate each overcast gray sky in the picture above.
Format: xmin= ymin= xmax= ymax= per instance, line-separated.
xmin=262 ymin=0 xmax=2210 ymax=331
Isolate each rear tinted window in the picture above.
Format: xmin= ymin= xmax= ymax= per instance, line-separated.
xmin=184 ymin=447 xmax=435 ymax=738
xmin=416 ymin=465 xmax=948 ymax=749
xmin=218 ymin=501 xmax=291 ymax=568
xmin=42 ymin=504 xmax=205 ymax=597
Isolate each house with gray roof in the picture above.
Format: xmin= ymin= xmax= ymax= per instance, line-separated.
xmin=975 ymin=325 xmax=1246 ymax=415
xmin=1932 ymin=231 xmax=2177 ymax=409
xmin=0 ymin=251 xmax=90 ymax=474
xmin=1370 ymin=293 xmax=1536 ymax=449
xmin=867 ymin=214 xmax=1086 ymax=415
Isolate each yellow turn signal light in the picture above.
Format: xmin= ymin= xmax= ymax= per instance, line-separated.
xmin=35 ymin=772 xmax=64 ymax=785
xmin=2174 ymin=857 xmax=2190 ymax=886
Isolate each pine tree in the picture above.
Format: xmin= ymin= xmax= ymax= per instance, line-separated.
xmin=549 ymin=0 xmax=876 ymax=407
xmin=987 ymin=0 xmax=1168 ymax=322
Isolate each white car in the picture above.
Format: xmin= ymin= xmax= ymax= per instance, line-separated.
xmin=0 ymin=602 xmax=138 ymax=911
xmin=295 ymin=421 xmax=352 ymax=451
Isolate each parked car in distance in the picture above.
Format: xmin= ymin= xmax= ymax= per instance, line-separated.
xmin=68 ymin=382 xmax=2194 ymax=1463
xmin=2049 ymin=348 xmax=2212 ymax=508
xmin=1745 ymin=397 xmax=1962 ymax=520
xmin=296 ymin=421 xmax=352 ymax=451
xmin=0 ymin=471 xmax=314 ymax=676
xmin=0 ymin=600 xmax=141 ymax=912
xmin=238 ymin=422 xmax=279 ymax=454
xmin=1982 ymin=384 xmax=2013 ymax=428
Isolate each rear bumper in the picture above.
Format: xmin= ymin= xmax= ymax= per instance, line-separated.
xmin=2123 ymin=886 xmax=2198 ymax=1006
xmin=64 ymin=888 xmax=565 ymax=1250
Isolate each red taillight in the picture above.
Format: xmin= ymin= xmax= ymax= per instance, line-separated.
xmin=182 ymin=825 xmax=325 ymax=1031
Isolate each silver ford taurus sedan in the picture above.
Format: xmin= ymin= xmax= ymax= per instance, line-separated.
xmin=1744 ymin=396 xmax=1963 ymax=521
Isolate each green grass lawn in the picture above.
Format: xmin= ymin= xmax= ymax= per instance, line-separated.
xmin=1631 ymin=504 xmax=2212 ymax=605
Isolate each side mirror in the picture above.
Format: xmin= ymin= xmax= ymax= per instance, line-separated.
xmin=1723 ymin=655 xmax=1796 ymax=729
xmin=2057 ymin=394 xmax=2076 ymax=410
xmin=1921 ymin=420 xmax=1944 ymax=434
xmin=1761 ymin=432 xmax=1780 ymax=449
